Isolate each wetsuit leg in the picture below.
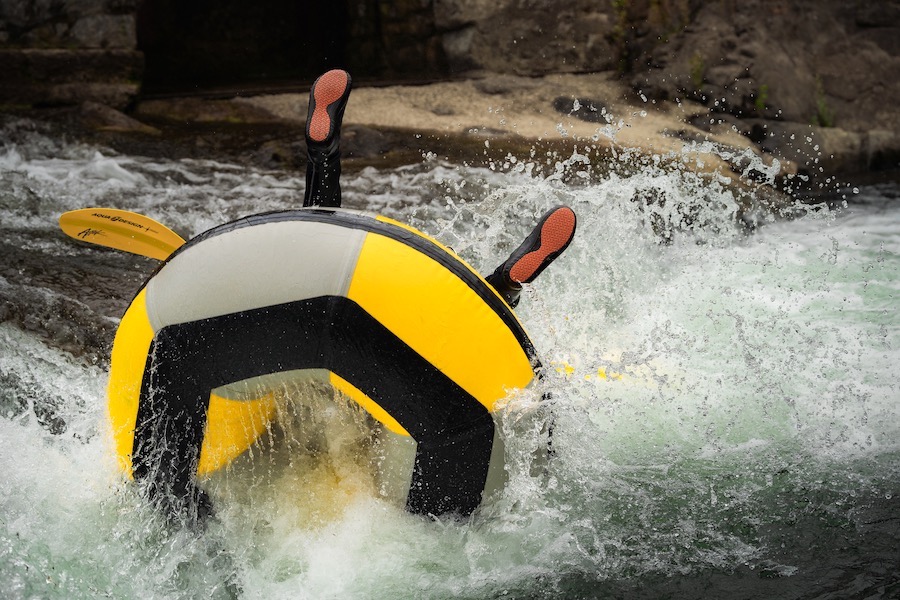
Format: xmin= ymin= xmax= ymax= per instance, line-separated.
xmin=304 ymin=69 xmax=353 ymax=208
xmin=486 ymin=205 xmax=577 ymax=307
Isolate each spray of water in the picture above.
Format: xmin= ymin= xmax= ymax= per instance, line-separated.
xmin=1 ymin=117 xmax=897 ymax=598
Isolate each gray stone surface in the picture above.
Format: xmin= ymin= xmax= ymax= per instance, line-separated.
xmin=68 ymin=14 xmax=135 ymax=49
xmin=1 ymin=0 xmax=897 ymax=175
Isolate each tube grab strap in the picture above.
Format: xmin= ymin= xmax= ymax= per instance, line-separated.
xmin=134 ymin=296 xmax=495 ymax=516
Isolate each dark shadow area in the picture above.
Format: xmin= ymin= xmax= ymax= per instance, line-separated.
xmin=137 ymin=0 xmax=448 ymax=95
xmin=137 ymin=0 xmax=347 ymax=92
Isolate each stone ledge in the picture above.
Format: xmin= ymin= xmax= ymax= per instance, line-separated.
xmin=0 ymin=49 xmax=143 ymax=109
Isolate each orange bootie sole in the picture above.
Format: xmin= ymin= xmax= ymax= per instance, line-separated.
xmin=507 ymin=206 xmax=577 ymax=284
xmin=307 ymin=69 xmax=352 ymax=145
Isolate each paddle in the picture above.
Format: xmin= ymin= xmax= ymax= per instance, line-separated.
xmin=59 ymin=208 xmax=186 ymax=260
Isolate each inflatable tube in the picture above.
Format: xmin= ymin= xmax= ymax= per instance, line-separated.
xmin=108 ymin=208 xmax=540 ymax=516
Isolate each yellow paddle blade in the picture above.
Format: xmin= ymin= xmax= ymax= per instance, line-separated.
xmin=59 ymin=208 xmax=186 ymax=260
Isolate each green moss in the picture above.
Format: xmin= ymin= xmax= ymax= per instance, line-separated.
xmin=812 ymin=76 xmax=834 ymax=127
xmin=612 ymin=0 xmax=630 ymax=20
xmin=689 ymin=52 xmax=705 ymax=89
xmin=610 ymin=0 xmax=630 ymax=43
xmin=0 ymin=103 xmax=35 ymax=112
xmin=610 ymin=0 xmax=632 ymax=73
xmin=754 ymin=84 xmax=768 ymax=113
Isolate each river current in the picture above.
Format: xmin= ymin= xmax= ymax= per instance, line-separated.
xmin=0 ymin=116 xmax=898 ymax=599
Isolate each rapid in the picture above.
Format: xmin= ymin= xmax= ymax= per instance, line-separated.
xmin=1 ymin=115 xmax=898 ymax=599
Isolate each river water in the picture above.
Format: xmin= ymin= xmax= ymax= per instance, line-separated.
xmin=1 ymin=116 xmax=898 ymax=599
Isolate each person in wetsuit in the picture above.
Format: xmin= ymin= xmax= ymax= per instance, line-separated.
xmin=302 ymin=69 xmax=576 ymax=308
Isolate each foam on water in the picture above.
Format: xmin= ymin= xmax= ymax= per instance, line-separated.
xmin=1 ymin=120 xmax=898 ymax=598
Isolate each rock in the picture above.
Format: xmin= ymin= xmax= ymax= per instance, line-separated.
xmin=441 ymin=26 xmax=478 ymax=72
xmin=815 ymin=35 xmax=900 ymax=133
xmin=249 ymin=139 xmax=302 ymax=169
xmin=433 ymin=0 xmax=497 ymax=30
xmin=623 ymin=0 xmax=900 ymax=178
xmin=2 ymin=0 xmax=896 ymax=180
xmin=435 ymin=0 xmax=617 ymax=75
xmin=552 ymin=96 xmax=610 ymax=123
xmin=68 ymin=14 xmax=136 ymax=49
xmin=134 ymin=97 xmax=286 ymax=125
xmin=740 ymin=119 xmax=900 ymax=175
xmin=472 ymin=74 xmax=539 ymax=95
xmin=343 ymin=125 xmax=393 ymax=159
xmin=0 ymin=0 xmax=138 ymax=49
xmin=631 ymin=0 xmax=900 ymax=135
xmin=79 ymin=101 xmax=160 ymax=135
xmin=0 ymin=49 xmax=142 ymax=109
xmin=854 ymin=0 xmax=900 ymax=28
xmin=44 ymin=82 xmax=140 ymax=109
xmin=865 ymin=129 xmax=900 ymax=171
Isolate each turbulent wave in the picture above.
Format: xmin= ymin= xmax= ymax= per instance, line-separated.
xmin=1 ymin=118 xmax=898 ymax=599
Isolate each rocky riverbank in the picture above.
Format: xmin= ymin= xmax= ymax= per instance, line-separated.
xmin=2 ymin=0 xmax=898 ymax=196
xmin=15 ymin=68 xmax=884 ymax=206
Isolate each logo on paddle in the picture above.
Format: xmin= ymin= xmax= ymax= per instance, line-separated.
xmin=77 ymin=227 xmax=105 ymax=239
xmin=91 ymin=211 xmax=157 ymax=233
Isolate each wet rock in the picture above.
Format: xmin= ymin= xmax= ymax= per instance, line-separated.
xmin=343 ymin=125 xmax=392 ymax=160
xmin=741 ymin=119 xmax=900 ymax=176
xmin=472 ymin=74 xmax=539 ymax=95
xmin=0 ymin=371 xmax=69 ymax=435
xmin=552 ymin=96 xmax=609 ymax=124
xmin=2 ymin=0 xmax=896 ymax=179
xmin=865 ymin=129 xmax=900 ymax=171
xmin=79 ymin=101 xmax=160 ymax=135
xmin=688 ymin=113 xmax=749 ymax=136
xmin=0 ymin=229 xmax=152 ymax=368
xmin=430 ymin=103 xmax=456 ymax=116
xmin=249 ymin=139 xmax=302 ymax=169
xmin=134 ymin=97 xmax=286 ymax=125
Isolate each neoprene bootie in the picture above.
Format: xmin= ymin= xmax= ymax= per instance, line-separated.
xmin=486 ymin=205 xmax=577 ymax=307
xmin=303 ymin=69 xmax=352 ymax=208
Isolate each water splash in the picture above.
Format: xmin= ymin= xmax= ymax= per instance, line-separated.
xmin=1 ymin=119 xmax=898 ymax=598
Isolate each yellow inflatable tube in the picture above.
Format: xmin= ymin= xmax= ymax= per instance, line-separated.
xmin=108 ymin=208 xmax=540 ymax=516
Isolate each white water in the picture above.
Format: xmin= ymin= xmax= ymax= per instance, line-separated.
xmin=1 ymin=118 xmax=898 ymax=598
